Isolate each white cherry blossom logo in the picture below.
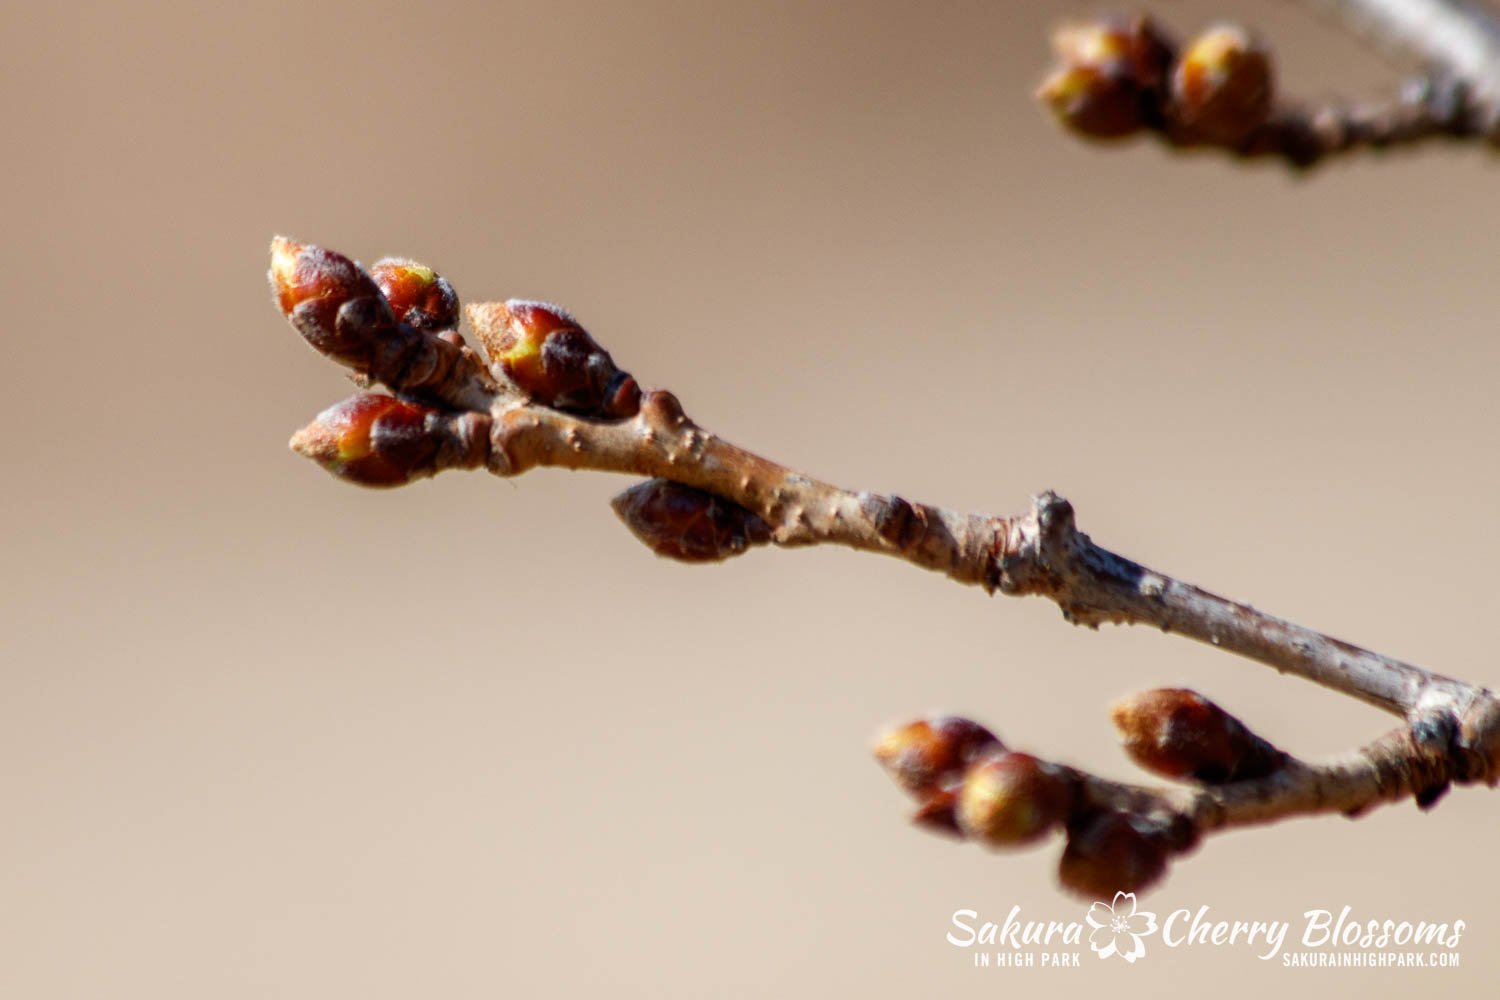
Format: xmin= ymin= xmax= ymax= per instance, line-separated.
xmin=1086 ymin=892 xmax=1158 ymax=963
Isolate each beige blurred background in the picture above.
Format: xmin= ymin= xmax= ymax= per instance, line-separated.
xmin=4 ymin=0 xmax=1499 ymax=996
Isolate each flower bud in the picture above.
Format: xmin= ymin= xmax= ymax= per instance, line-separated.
xmin=873 ymin=716 xmax=1003 ymax=798
xmin=1052 ymin=16 xmax=1174 ymax=90
xmin=1171 ymin=25 xmax=1273 ymax=145
xmin=956 ymin=752 xmax=1074 ymax=847
xmin=466 ymin=300 xmax=641 ymax=418
xmin=1037 ymin=64 xmax=1145 ymax=139
xmin=289 ymin=394 xmax=439 ymax=487
xmin=1058 ymin=811 xmax=1170 ymax=898
xmin=1111 ymin=688 xmax=1285 ymax=783
xmin=610 ymin=479 xmax=771 ymax=563
xmin=370 ymin=257 xmax=460 ymax=332
xmin=269 ymin=237 xmax=392 ymax=368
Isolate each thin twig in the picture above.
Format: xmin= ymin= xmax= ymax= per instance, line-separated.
xmin=271 ymin=238 xmax=1500 ymax=896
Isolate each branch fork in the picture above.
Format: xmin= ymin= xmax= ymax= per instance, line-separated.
xmin=270 ymin=236 xmax=1498 ymax=897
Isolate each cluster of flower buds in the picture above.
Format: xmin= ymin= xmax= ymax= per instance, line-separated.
xmin=288 ymin=393 xmax=491 ymax=488
xmin=269 ymin=238 xmax=494 ymax=412
xmin=875 ymin=711 xmax=1233 ymax=896
xmin=611 ymin=479 xmax=771 ymax=563
xmin=1111 ymin=688 xmax=1287 ymax=783
xmin=466 ymin=300 xmax=641 ymax=419
xmin=1037 ymin=17 xmax=1274 ymax=148
xmin=874 ymin=717 xmax=1078 ymax=846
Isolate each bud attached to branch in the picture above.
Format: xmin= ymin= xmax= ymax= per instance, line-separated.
xmin=873 ymin=716 xmax=1003 ymax=798
xmin=289 ymin=393 xmax=489 ymax=488
xmin=1038 ymin=17 xmax=1176 ymax=140
xmin=370 ymin=257 xmax=460 ymax=332
xmin=611 ymin=479 xmax=771 ymax=563
xmin=1171 ymin=25 xmax=1273 ymax=145
xmin=466 ymin=300 xmax=641 ymax=418
xmin=1059 ymin=810 xmax=1172 ymax=898
xmin=1111 ymin=688 xmax=1286 ymax=783
xmin=270 ymin=239 xmax=497 ymax=411
xmin=956 ymin=752 xmax=1075 ymax=848
xmin=270 ymin=237 xmax=392 ymax=370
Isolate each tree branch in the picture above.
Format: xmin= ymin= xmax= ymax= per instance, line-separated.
xmin=1310 ymin=0 xmax=1500 ymax=99
xmin=269 ymin=237 xmax=1500 ymax=898
xmin=1036 ymin=9 xmax=1500 ymax=168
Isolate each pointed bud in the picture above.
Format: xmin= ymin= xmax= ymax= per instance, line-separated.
xmin=1172 ymin=25 xmax=1273 ymax=145
xmin=269 ymin=237 xmax=391 ymax=368
xmin=1111 ymin=688 xmax=1285 ymax=783
xmin=956 ymin=752 xmax=1074 ymax=847
xmin=1037 ymin=64 xmax=1145 ymax=139
xmin=467 ymin=300 xmax=641 ymax=418
xmin=370 ymin=257 xmax=460 ymax=332
xmin=610 ymin=479 xmax=771 ymax=563
xmin=288 ymin=394 xmax=489 ymax=488
xmin=873 ymin=716 xmax=1003 ymax=798
xmin=1058 ymin=810 xmax=1171 ymax=898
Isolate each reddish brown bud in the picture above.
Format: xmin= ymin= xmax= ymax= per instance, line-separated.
xmin=956 ymin=752 xmax=1074 ymax=847
xmin=1037 ymin=64 xmax=1145 ymax=139
xmin=610 ymin=479 xmax=771 ymax=563
xmin=269 ymin=237 xmax=391 ymax=368
xmin=370 ymin=257 xmax=459 ymax=331
xmin=1059 ymin=811 xmax=1171 ymax=898
xmin=1111 ymin=688 xmax=1284 ymax=783
xmin=1171 ymin=25 xmax=1273 ymax=145
xmin=466 ymin=300 xmax=640 ymax=418
xmin=288 ymin=394 xmax=440 ymax=487
xmin=873 ymin=716 xmax=1003 ymax=798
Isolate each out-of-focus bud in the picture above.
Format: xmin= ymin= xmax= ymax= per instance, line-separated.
xmin=610 ymin=479 xmax=771 ymax=563
xmin=911 ymin=790 xmax=963 ymax=837
xmin=370 ymin=257 xmax=460 ymax=331
xmin=956 ymin=752 xmax=1074 ymax=847
xmin=873 ymin=716 xmax=1003 ymax=798
xmin=1171 ymin=25 xmax=1273 ymax=145
xmin=1058 ymin=810 xmax=1171 ymax=898
xmin=1039 ymin=17 xmax=1176 ymax=140
xmin=1111 ymin=688 xmax=1285 ymax=783
xmin=1052 ymin=16 xmax=1175 ymax=91
xmin=269 ymin=237 xmax=392 ymax=368
xmin=1037 ymin=64 xmax=1145 ymax=139
xmin=466 ymin=300 xmax=641 ymax=418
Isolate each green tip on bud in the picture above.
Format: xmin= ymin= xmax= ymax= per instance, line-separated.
xmin=465 ymin=299 xmax=641 ymax=418
xmin=289 ymin=393 xmax=441 ymax=488
xmin=370 ymin=257 xmax=460 ymax=332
